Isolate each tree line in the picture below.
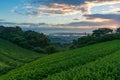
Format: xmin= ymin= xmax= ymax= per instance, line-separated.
xmin=0 ymin=25 xmax=57 ymax=54
xmin=71 ymin=27 xmax=120 ymax=48
xmin=1 ymin=25 xmax=120 ymax=53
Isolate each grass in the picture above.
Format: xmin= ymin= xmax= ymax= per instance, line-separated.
xmin=0 ymin=38 xmax=46 ymax=75
xmin=1 ymin=40 xmax=120 ymax=80
xmin=44 ymin=50 xmax=120 ymax=80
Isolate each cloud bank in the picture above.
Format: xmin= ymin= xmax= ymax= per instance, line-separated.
xmin=12 ymin=0 xmax=120 ymax=17
xmin=8 ymin=0 xmax=120 ymax=33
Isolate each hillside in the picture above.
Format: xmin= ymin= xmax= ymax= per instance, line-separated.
xmin=0 ymin=39 xmax=45 ymax=75
xmin=1 ymin=40 xmax=120 ymax=80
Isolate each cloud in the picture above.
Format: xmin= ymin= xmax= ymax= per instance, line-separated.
xmin=0 ymin=20 xmax=118 ymax=34
xmin=118 ymin=11 xmax=120 ymax=12
xmin=0 ymin=20 xmax=112 ymax=29
xmin=0 ymin=19 xmax=5 ymax=21
xmin=15 ymin=3 xmax=87 ymax=17
xmin=110 ymin=7 xmax=120 ymax=12
xmin=84 ymin=14 xmax=120 ymax=24
xmin=0 ymin=21 xmax=48 ymax=28
xmin=0 ymin=22 xmax=16 ymax=25
xmin=0 ymin=21 xmax=94 ymax=34
xmin=59 ymin=21 xmax=115 ymax=28
xmin=12 ymin=0 xmax=120 ymax=17
xmin=73 ymin=18 xmax=80 ymax=21
xmin=30 ymin=0 xmax=85 ymax=6
xmin=9 ymin=0 xmax=120 ymax=30
xmin=30 ymin=0 xmax=120 ymax=6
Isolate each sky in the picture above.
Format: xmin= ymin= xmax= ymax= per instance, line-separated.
xmin=0 ymin=0 xmax=120 ymax=34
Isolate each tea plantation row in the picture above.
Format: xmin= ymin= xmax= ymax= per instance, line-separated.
xmin=1 ymin=40 xmax=120 ymax=80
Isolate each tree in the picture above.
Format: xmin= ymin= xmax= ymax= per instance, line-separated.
xmin=33 ymin=47 xmax=45 ymax=53
xmin=92 ymin=28 xmax=113 ymax=37
xmin=45 ymin=45 xmax=57 ymax=54
xmin=24 ymin=30 xmax=50 ymax=48
xmin=0 ymin=26 xmax=23 ymax=40
xmin=71 ymin=35 xmax=96 ymax=48
xmin=0 ymin=25 xmax=5 ymax=36
xmin=116 ymin=27 xmax=120 ymax=33
xmin=0 ymin=26 xmax=54 ymax=54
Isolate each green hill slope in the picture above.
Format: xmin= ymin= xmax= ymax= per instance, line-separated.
xmin=0 ymin=39 xmax=45 ymax=75
xmin=44 ymin=50 xmax=120 ymax=80
xmin=1 ymin=40 xmax=120 ymax=80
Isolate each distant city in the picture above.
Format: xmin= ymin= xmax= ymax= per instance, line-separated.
xmin=48 ymin=32 xmax=91 ymax=44
xmin=48 ymin=32 xmax=91 ymax=36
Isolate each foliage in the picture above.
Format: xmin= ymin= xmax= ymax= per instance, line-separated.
xmin=71 ymin=28 xmax=120 ymax=49
xmin=44 ymin=49 xmax=120 ymax=80
xmin=71 ymin=35 xmax=96 ymax=48
xmin=33 ymin=47 xmax=46 ymax=53
xmin=0 ymin=25 xmax=56 ymax=54
xmin=92 ymin=28 xmax=113 ymax=37
xmin=45 ymin=45 xmax=57 ymax=54
xmin=116 ymin=27 xmax=120 ymax=33
xmin=1 ymin=40 xmax=120 ymax=80
xmin=1 ymin=26 xmax=120 ymax=79
xmin=0 ymin=39 xmax=45 ymax=75
xmin=24 ymin=31 xmax=50 ymax=48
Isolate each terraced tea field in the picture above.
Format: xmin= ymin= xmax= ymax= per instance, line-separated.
xmin=0 ymin=39 xmax=45 ymax=75
xmin=1 ymin=40 xmax=120 ymax=80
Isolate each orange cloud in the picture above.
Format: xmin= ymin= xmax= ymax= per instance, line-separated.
xmin=81 ymin=0 xmax=120 ymax=14
xmin=73 ymin=18 xmax=80 ymax=20
xmin=85 ymin=17 xmax=111 ymax=22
